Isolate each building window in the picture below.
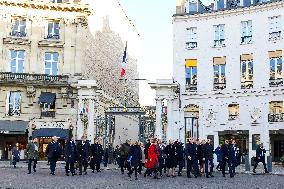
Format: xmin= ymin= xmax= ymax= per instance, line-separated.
xmin=213 ymin=24 xmax=225 ymax=47
xmin=46 ymin=21 xmax=60 ymax=39
xmin=8 ymin=92 xmax=21 ymax=116
xmin=241 ymin=20 xmax=252 ymax=44
xmin=228 ymin=104 xmax=239 ymax=120
xmin=10 ymin=50 xmax=25 ymax=73
xmin=213 ymin=57 xmax=226 ymax=90
xmin=269 ymin=16 xmax=281 ymax=40
xmin=11 ymin=18 xmax=26 ymax=37
xmin=39 ymin=92 xmax=56 ymax=118
xmin=269 ymin=50 xmax=283 ymax=87
xmin=186 ymin=27 xmax=197 ymax=49
xmin=44 ymin=52 xmax=59 ymax=75
xmin=185 ymin=59 xmax=197 ymax=91
xmin=52 ymin=0 xmax=63 ymax=3
xmin=268 ymin=101 xmax=283 ymax=122
xmin=240 ymin=54 xmax=253 ymax=89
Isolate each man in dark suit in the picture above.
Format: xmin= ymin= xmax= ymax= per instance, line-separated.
xmin=26 ymin=138 xmax=38 ymax=174
xmin=185 ymin=138 xmax=199 ymax=178
xmin=221 ymin=140 xmax=230 ymax=177
xmin=64 ymin=136 xmax=77 ymax=176
xmin=253 ymin=143 xmax=269 ymax=173
xmin=204 ymin=138 xmax=214 ymax=178
xmin=46 ymin=136 xmax=61 ymax=175
xmin=77 ymin=136 xmax=90 ymax=175
xmin=229 ymin=140 xmax=238 ymax=178
xmin=91 ymin=139 xmax=103 ymax=173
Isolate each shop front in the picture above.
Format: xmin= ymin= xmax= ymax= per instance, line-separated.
xmin=0 ymin=120 xmax=28 ymax=160
xmin=270 ymin=130 xmax=284 ymax=162
xmin=32 ymin=128 xmax=70 ymax=160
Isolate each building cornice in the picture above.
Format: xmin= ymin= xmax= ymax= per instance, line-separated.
xmin=0 ymin=0 xmax=91 ymax=15
xmin=173 ymin=0 xmax=284 ymax=21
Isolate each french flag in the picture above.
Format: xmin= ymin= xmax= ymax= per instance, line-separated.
xmin=121 ymin=42 xmax=127 ymax=78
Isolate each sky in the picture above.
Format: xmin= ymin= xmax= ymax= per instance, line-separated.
xmin=119 ymin=0 xmax=211 ymax=106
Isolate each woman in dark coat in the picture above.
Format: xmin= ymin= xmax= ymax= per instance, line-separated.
xmin=215 ymin=145 xmax=223 ymax=171
xmin=12 ymin=143 xmax=20 ymax=168
xmin=164 ymin=140 xmax=177 ymax=177
xmin=127 ymin=141 xmax=142 ymax=180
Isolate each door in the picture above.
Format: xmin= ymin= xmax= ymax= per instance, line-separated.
xmin=273 ymin=140 xmax=284 ymax=162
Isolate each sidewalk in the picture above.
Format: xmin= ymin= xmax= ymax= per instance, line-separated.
xmin=0 ymin=161 xmax=283 ymax=176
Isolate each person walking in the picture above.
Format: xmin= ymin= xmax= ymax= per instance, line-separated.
xmin=91 ymin=139 xmax=103 ymax=173
xmin=198 ymin=139 xmax=206 ymax=175
xmin=11 ymin=143 xmax=20 ymax=168
xmin=165 ymin=140 xmax=177 ymax=177
xmin=215 ymin=144 xmax=222 ymax=171
xmin=252 ymin=143 xmax=269 ymax=174
xmin=113 ymin=145 xmax=120 ymax=166
xmin=204 ymin=139 xmax=214 ymax=178
xmin=26 ymin=138 xmax=38 ymax=174
xmin=46 ymin=136 xmax=61 ymax=175
xmin=185 ymin=138 xmax=199 ymax=178
xmin=176 ymin=141 xmax=185 ymax=176
xmin=228 ymin=140 xmax=239 ymax=178
xmin=127 ymin=141 xmax=142 ymax=180
xmin=119 ymin=140 xmax=131 ymax=174
xmin=77 ymin=137 xmax=90 ymax=175
xmin=65 ymin=136 xmax=77 ymax=176
xmin=157 ymin=140 xmax=166 ymax=177
xmin=138 ymin=142 xmax=145 ymax=174
xmin=221 ymin=140 xmax=230 ymax=177
xmin=103 ymin=145 xmax=109 ymax=167
xmin=145 ymin=138 xmax=159 ymax=179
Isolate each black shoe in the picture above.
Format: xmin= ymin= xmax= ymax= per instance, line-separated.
xmin=127 ymin=172 xmax=131 ymax=178
xmin=253 ymin=169 xmax=256 ymax=173
xmin=27 ymin=172 xmax=31 ymax=174
xmin=84 ymin=172 xmax=87 ymax=175
xmin=210 ymin=174 xmax=214 ymax=177
xmin=72 ymin=173 xmax=76 ymax=176
xmin=144 ymin=173 xmax=146 ymax=177
xmin=265 ymin=171 xmax=269 ymax=173
xmin=33 ymin=169 xmax=36 ymax=172
xmin=135 ymin=177 xmax=138 ymax=180
xmin=194 ymin=175 xmax=198 ymax=178
xmin=223 ymin=174 xmax=226 ymax=177
xmin=51 ymin=172 xmax=55 ymax=175
xmin=230 ymin=174 xmax=234 ymax=178
xmin=206 ymin=175 xmax=210 ymax=178
xmin=92 ymin=170 xmax=95 ymax=173
xmin=66 ymin=173 xmax=69 ymax=176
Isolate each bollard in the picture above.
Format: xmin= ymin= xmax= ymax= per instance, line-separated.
xmin=245 ymin=155 xmax=250 ymax=172
xmin=267 ymin=154 xmax=272 ymax=173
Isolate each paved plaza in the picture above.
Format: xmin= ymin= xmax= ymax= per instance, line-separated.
xmin=0 ymin=165 xmax=283 ymax=189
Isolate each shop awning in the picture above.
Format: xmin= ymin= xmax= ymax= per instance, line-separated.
xmin=0 ymin=120 xmax=28 ymax=134
xmin=32 ymin=128 xmax=69 ymax=139
xmin=38 ymin=92 xmax=56 ymax=105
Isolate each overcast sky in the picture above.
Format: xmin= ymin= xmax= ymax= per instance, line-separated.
xmin=119 ymin=0 xmax=211 ymax=106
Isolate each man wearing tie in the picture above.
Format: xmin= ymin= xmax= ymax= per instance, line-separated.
xmin=46 ymin=136 xmax=61 ymax=175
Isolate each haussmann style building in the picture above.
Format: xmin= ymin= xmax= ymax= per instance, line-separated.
xmin=0 ymin=0 xmax=140 ymax=160
xmin=150 ymin=0 xmax=284 ymax=163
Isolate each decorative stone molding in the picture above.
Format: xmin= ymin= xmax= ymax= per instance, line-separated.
xmin=26 ymin=86 xmax=36 ymax=98
xmin=3 ymin=37 xmax=31 ymax=46
xmin=250 ymin=107 xmax=262 ymax=123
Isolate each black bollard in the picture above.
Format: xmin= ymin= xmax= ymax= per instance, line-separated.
xmin=245 ymin=155 xmax=250 ymax=171
xmin=267 ymin=154 xmax=272 ymax=173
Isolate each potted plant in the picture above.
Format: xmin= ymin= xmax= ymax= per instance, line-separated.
xmin=280 ymin=155 xmax=284 ymax=167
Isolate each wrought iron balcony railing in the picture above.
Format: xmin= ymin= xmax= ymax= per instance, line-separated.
xmin=269 ymin=31 xmax=281 ymax=40
xmin=213 ymin=39 xmax=225 ymax=47
xmin=10 ymin=31 xmax=27 ymax=38
xmin=228 ymin=114 xmax=239 ymax=121
xmin=241 ymin=80 xmax=253 ymax=89
xmin=0 ymin=72 xmax=69 ymax=87
xmin=213 ymin=82 xmax=226 ymax=90
xmin=186 ymin=42 xmax=197 ymax=49
xmin=241 ymin=36 xmax=252 ymax=44
xmin=41 ymin=111 xmax=55 ymax=118
xmin=268 ymin=113 xmax=284 ymax=122
xmin=269 ymin=78 xmax=283 ymax=87
xmin=46 ymin=34 xmax=60 ymax=40
xmin=186 ymin=84 xmax=197 ymax=91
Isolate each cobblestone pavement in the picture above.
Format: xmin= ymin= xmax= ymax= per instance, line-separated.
xmin=0 ymin=167 xmax=283 ymax=189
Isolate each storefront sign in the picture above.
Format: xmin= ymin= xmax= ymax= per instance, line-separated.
xmin=0 ymin=130 xmax=9 ymax=134
xmin=36 ymin=121 xmax=67 ymax=129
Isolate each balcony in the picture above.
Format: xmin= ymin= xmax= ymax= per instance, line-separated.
xmin=213 ymin=39 xmax=225 ymax=47
xmin=0 ymin=72 xmax=69 ymax=87
xmin=46 ymin=34 xmax=60 ymax=40
xmin=10 ymin=31 xmax=27 ymax=38
xmin=186 ymin=42 xmax=197 ymax=49
xmin=228 ymin=114 xmax=238 ymax=121
xmin=268 ymin=113 xmax=284 ymax=122
xmin=241 ymin=36 xmax=252 ymax=44
xmin=186 ymin=84 xmax=197 ymax=91
xmin=213 ymin=83 xmax=226 ymax=90
xmin=241 ymin=80 xmax=253 ymax=89
xmin=41 ymin=111 xmax=55 ymax=118
xmin=269 ymin=31 xmax=281 ymax=41
xmin=269 ymin=78 xmax=283 ymax=87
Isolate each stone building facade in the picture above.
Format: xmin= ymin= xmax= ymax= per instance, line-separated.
xmin=0 ymin=0 xmax=140 ymax=160
xmin=151 ymin=0 xmax=284 ymax=162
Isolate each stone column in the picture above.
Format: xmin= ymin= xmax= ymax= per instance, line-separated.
xmin=155 ymin=98 xmax=163 ymax=139
xmin=77 ymin=97 xmax=84 ymax=140
xmin=88 ymin=98 xmax=95 ymax=144
xmin=248 ymin=131 xmax=253 ymax=165
xmin=261 ymin=128 xmax=270 ymax=158
xmin=166 ymin=98 xmax=175 ymax=141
